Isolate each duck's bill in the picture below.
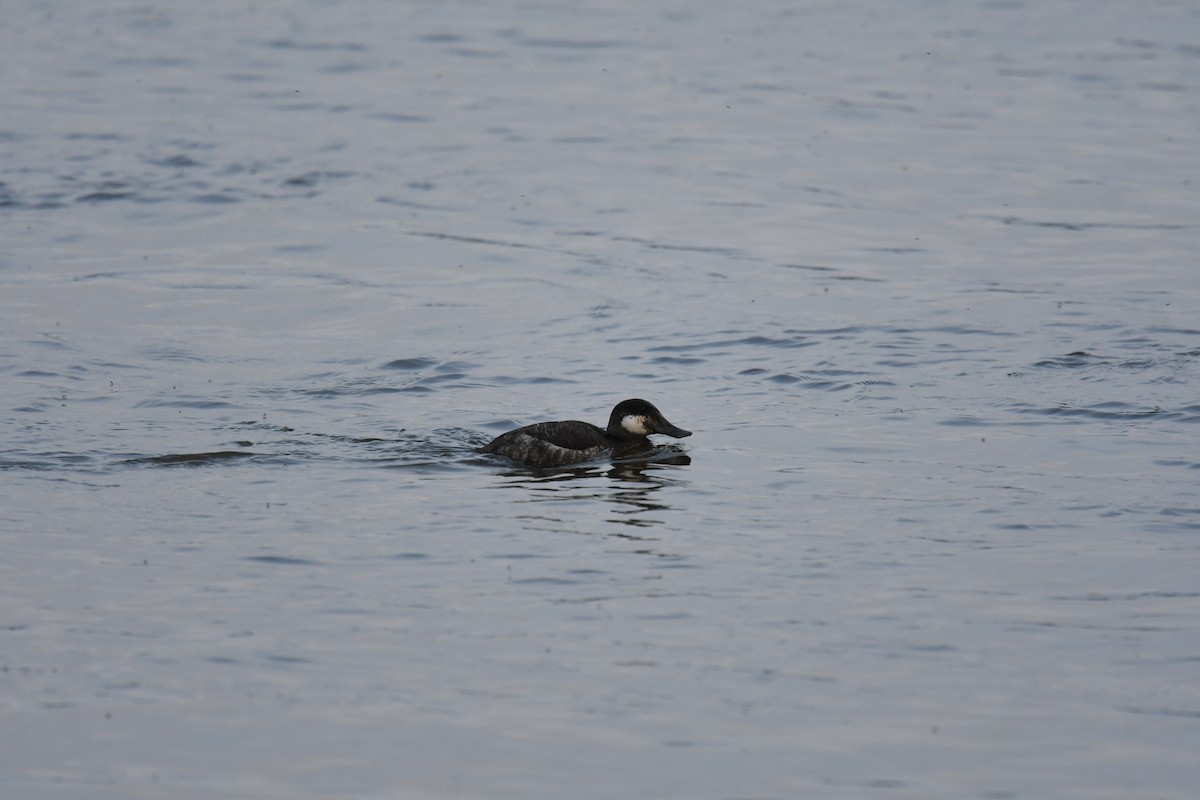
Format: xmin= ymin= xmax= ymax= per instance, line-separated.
xmin=656 ymin=420 xmax=692 ymax=438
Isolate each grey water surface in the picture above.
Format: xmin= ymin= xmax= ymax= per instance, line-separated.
xmin=3 ymin=1 xmax=1199 ymax=798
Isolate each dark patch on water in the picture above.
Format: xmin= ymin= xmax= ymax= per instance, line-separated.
xmin=283 ymin=170 xmax=355 ymax=187
xmin=149 ymin=154 xmax=204 ymax=168
xmin=0 ymin=183 xmax=17 ymax=207
xmin=1052 ymin=591 xmax=1200 ymax=602
xmin=123 ymin=450 xmax=258 ymax=467
xmin=779 ymin=263 xmax=836 ymax=272
xmin=245 ymin=555 xmax=320 ymax=566
xmin=608 ymin=235 xmax=745 ymax=258
xmin=262 ymin=653 xmax=314 ymax=665
xmin=1119 ymin=706 xmax=1200 ymax=720
xmin=369 ymin=112 xmax=434 ymax=123
xmin=256 ymin=37 xmax=367 ymax=53
xmin=191 ymin=192 xmax=240 ymax=204
xmin=381 ymin=357 xmax=439 ymax=370
xmin=77 ymin=189 xmax=136 ymax=203
xmin=511 ymin=577 xmax=580 ymax=585
xmin=651 ymin=356 xmax=704 ymax=365
xmin=512 ymin=35 xmax=624 ymax=50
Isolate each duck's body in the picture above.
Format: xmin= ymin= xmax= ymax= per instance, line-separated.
xmin=481 ymin=399 xmax=691 ymax=467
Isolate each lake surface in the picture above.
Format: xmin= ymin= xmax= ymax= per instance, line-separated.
xmin=3 ymin=1 xmax=1199 ymax=798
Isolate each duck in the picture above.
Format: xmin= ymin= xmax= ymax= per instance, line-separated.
xmin=480 ymin=398 xmax=691 ymax=467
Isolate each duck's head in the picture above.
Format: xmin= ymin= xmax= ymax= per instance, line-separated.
xmin=606 ymin=399 xmax=692 ymax=440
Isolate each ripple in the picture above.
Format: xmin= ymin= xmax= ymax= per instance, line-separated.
xmin=1008 ymin=402 xmax=1200 ymax=423
xmin=648 ymin=334 xmax=815 ymax=352
xmin=133 ymin=399 xmax=239 ymax=409
xmin=0 ymin=453 xmax=99 ymax=471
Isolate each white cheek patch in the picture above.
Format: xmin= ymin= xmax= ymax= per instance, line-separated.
xmin=621 ymin=415 xmax=650 ymax=436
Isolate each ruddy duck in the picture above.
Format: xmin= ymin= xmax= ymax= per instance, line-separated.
xmin=481 ymin=399 xmax=691 ymax=467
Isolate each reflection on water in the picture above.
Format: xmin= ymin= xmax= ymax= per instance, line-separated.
xmin=488 ymin=446 xmax=691 ymax=533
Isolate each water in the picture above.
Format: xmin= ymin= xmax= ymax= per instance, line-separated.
xmin=3 ymin=1 xmax=1199 ymax=798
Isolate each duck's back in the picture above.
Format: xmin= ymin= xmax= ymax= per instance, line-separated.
xmin=481 ymin=420 xmax=613 ymax=466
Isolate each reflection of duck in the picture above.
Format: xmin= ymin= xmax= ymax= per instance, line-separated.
xmin=481 ymin=399 xmax=691 ymax=467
